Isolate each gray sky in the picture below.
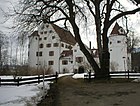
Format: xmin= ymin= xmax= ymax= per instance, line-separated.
xmin=0 ymin=0 xmax=140 ymax=48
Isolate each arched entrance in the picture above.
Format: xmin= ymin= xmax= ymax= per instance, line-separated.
xmin=78 ymin=66 xmax=84 ymax=73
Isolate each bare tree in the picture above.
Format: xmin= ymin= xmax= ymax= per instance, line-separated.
xmin=13 ymin=0 xmax=140 ymax=79
xmin=0 ymin=31 xmax=9 ymax=70
xmin=127 ymin=31 xmax=140 ymax=52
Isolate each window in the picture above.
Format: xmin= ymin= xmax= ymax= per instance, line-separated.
xmin=40 ymin=32 xmax=43 ymax=34
xmin=76 ymin=57 xmax=83 ymax=63
xmin=44 ymin=31 xmax=47 ymax=34
xmin=46 ymin=25 xmax=49 ymax=28
xmin=46 ymin=43 xmax=51 ymax=47
xmin=68 ymin=45 xmax=72 ymax=49
xmin=28 ymin=45 xmax=30 ymax=48
xmin=39 ymin=38 xmax=42 ymax=40
xmin=36 ymin=52 xmax=43 ymax=56
xmin=36 ymin=52 xmax=39 ymax=56
xmin=53 ymin=43 xmax=59 ymax=47
xmin=110 ymin=42 xmax=112 ymax=44
xmin=65 ymin=45 xmax=68 ymax=48
xmin=35 ymin=37 xmax=38 ymax=40
xmin=49 ymin=51 xmax=54 ymax=56
xmin=61 ymin=43 xmax=64 ymax=47
xmin=117 ymin=41 xmax=121 ymax=43
xmin=110 ymin=49 xmax=112 ymax=51
xmin=44 ymin=37 xmax=47 ymax=40
xmin=48 ymin=61 xmax=54 ymax=65
xmin=39 ymin=52 xmax=42 ymax=56
xmin=52 ymin=36 xmax=55 ymax=39
xmin=74 ymin=50 xmax=77 ymax=52
xmin=39 ymin=44 xmax=43 ymax=48
xmin=62 ymin=60 xmax=68 ymax=65
xmin=49 ymin=30 xmax=53 ymax=33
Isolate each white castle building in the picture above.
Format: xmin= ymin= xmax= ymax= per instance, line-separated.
xmin=109 ymin=23 xmax=131 ymax=72
xmin=28 ymin=22 xmax=131 ymax=73
xmin=28 ymin=23 xmax=92 ymax=73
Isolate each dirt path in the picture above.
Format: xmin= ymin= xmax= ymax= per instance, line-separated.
xmin=38 ymin=76 xmax=140 ymax=106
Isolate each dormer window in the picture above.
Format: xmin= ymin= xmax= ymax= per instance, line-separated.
xmin=61 ymin=43 xmax=64 ymax=47
xmin=117 ymin=41 xmax=121 ymax=43
xmin=118 ymin=28 xmax=125 ymax=34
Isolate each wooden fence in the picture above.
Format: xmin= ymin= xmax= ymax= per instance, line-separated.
xmin=0 ymin=72 xmax=58 ymax=86
xmin=84 ymin=71 xmax=140 ymax=80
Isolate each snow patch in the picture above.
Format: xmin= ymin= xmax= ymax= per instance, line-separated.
xmin=72 ymin=73 xmax=85 ymax=79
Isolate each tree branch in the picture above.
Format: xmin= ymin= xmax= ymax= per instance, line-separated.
xmin=109 ymin=7 xmax=140 ymax=29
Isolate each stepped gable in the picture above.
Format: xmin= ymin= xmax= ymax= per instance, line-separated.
xmin=52 ymin=24 xmax=76 ymax=46
xmin=29 ymin=31 xmax=39 ymax=37
xmin=110 ymin=22 xmax=126 ymax=36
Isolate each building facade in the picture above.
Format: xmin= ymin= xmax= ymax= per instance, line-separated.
xmin=28 ymin=22 xmax=131 ymax=73
xmin=109 ymin=23 xmax=131 ymax=72
xmin=28 ymin=23 xmax=91 ymax=73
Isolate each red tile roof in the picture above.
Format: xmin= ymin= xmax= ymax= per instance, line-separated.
xmin=52 ymin=24 xmax=76 ymax=45
xmin=30 ymin=24 xmax=76 ymax=46
xmin=110 ymin=23 xmax=126 ymax=36
xmin=61 ymin=50 xmax=73 ymax=57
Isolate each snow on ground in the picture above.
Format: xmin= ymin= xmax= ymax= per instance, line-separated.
xmin=0 ymin=77 xmax=50 ymax=106
xmin=58 ymin=73 xmax=74 ymax=78
xmin=0 ymin=73 xmax=74 ymax=106
xmin=1 ymin=73 xmax=140 ymax=106
xmin=72 ymin=73 xmax=86 ymax=79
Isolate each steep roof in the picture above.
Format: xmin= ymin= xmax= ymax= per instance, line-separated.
xmin=52 ymin=24 xmax=76 ymax=45
xmin=110 ymin=23 xmax=126 ymax=36
xmin=60 ymin=50 xmax=73 ymax=57
xmin=29 ymin=24 xmax=76 ymax=45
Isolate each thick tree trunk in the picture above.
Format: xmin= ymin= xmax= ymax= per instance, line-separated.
xmin=71 ymin=21 xmax=101 ymax=73
xmin=96 ymin=25 xmax=110 ymax=79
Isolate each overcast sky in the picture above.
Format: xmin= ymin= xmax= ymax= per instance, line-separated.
xmin=0 ymin=0 xmax=140 ymax=48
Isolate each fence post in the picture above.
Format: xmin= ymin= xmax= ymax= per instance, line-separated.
xmin=38 ymin=75 xmax=40 ymax=84
xmin=128 ymin=70 xmax=129 ymax=80
xmin=55 ymin=72 xmax=58 ymax=83
xmin=0 ymin=78 xmax=1 ymax=87
xmin=88 ymin=70 xmax=91 ymax=82
xmin=17 ymin=77 xmax=19 ymax=86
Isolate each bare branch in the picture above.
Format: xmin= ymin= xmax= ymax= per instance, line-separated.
xmin=109 ymin=7 xmax=140 ymax=28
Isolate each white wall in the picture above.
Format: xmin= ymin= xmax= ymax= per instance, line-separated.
xmin=29 ymin=23 xmax=75 ymax=73
xmin=72 ymin=43 xmax=91 ymax=72
xmin=109 ymin=35 xmax=128 ymax=71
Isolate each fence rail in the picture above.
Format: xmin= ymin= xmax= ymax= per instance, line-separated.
xmin=84 ymin=71 xmax=140 ymax=80
xmin=0 ymin=72 xmax=58 ymax=86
